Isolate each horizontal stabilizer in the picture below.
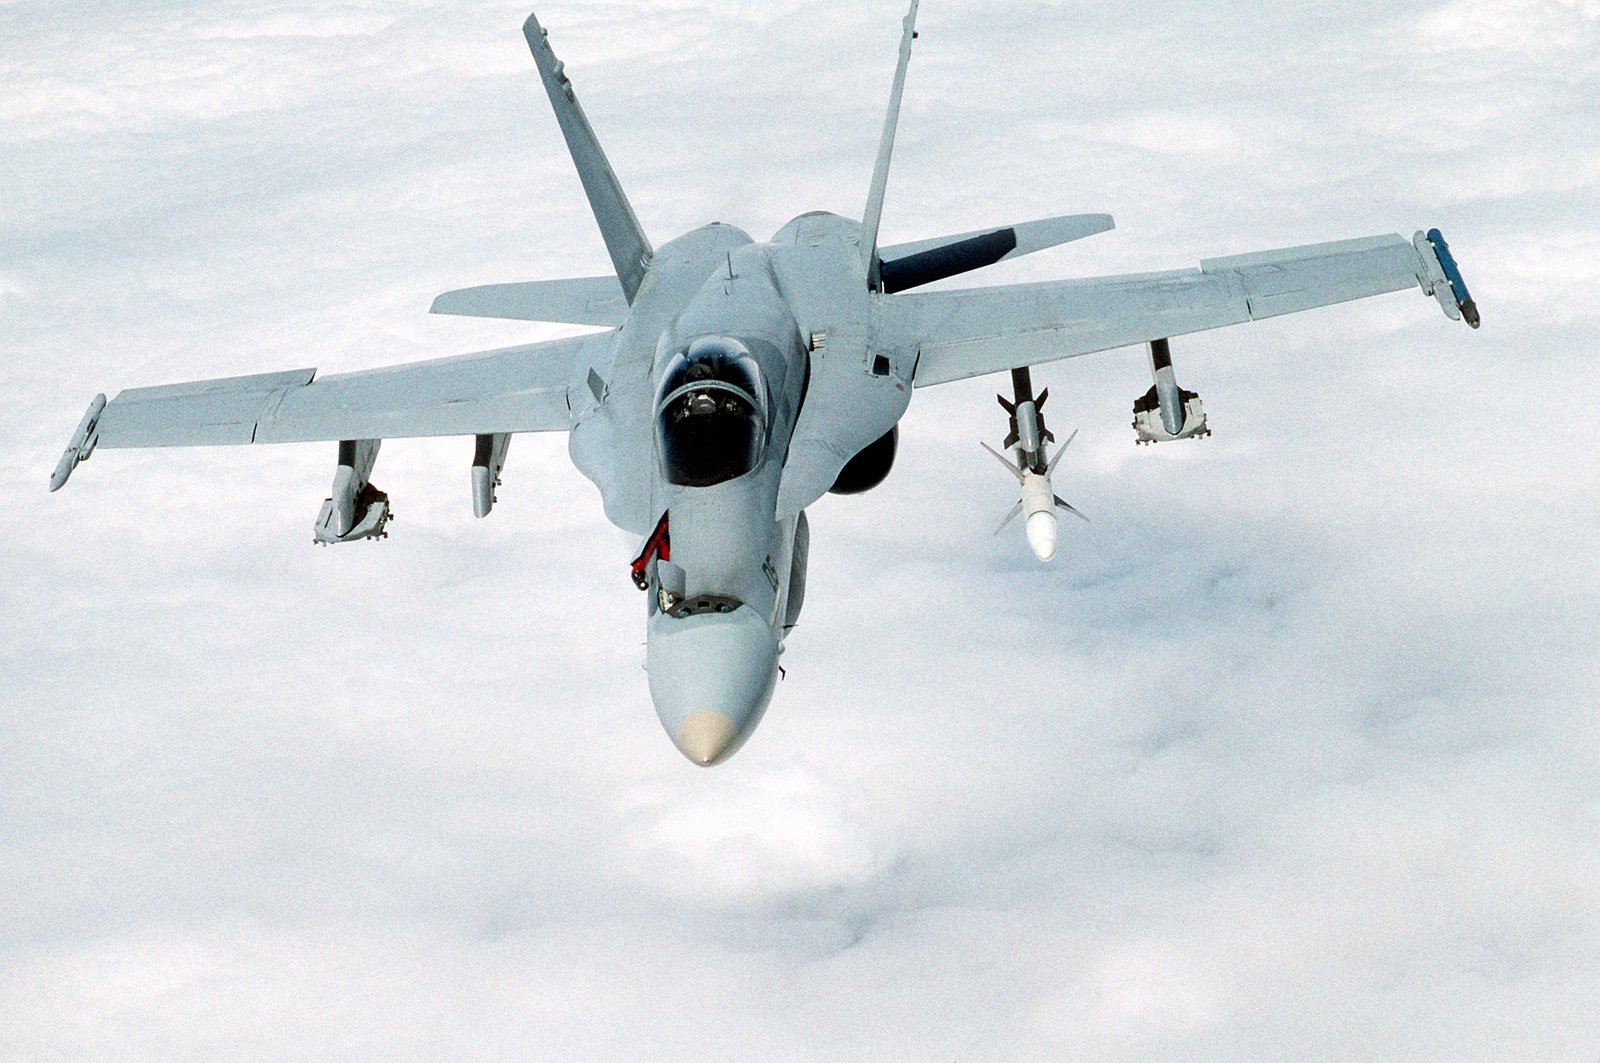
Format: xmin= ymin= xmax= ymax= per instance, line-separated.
xmin=431 ymin=276 xmax=628 ymax=326
xmin=878 ymin=213 xmax=1114 ymax=293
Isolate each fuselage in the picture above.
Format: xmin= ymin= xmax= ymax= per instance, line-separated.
xmin=569 ymin=212 xmax=875 ymax=764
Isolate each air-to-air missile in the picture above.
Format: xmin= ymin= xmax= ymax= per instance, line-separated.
xmin=984 ymin=367 xmax=1087 ymax=562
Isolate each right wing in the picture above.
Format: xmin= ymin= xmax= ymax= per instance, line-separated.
xmin=50 ymin=330 xmax=614 ymax=489
xmin=890 ymin=232 xmax=1474 ymax=387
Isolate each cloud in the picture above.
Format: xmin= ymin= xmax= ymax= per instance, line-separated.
xmin=1416 ymin=0 xmax=1600 ymax=52
xmin=3 ymin=0 xmax=1598 ymax=1060
xmin=1065 ymin=112 xmax=1244 ymax=160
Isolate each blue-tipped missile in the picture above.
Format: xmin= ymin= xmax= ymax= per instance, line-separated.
xmin=1416 ymin=228 xmax=1479 ymax=329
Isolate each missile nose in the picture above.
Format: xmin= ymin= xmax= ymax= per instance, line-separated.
xmin=1026 ymin=510 xmax=1058 ymax=561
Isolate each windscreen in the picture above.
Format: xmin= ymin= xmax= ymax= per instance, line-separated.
xmin=654 ymin=337 xmax=767 ymax=488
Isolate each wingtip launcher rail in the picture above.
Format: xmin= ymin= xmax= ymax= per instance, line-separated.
xmin=1415 ymin=228 xmax=1479 ymax=329
xmin=48 ymin=394 xmax=106 ymax=492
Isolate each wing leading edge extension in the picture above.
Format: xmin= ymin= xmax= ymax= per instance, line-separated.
xmin=49 ymin=331 xmax=613 ymax=490
xmin=894 ymin=231 xmax=1477 ymax=387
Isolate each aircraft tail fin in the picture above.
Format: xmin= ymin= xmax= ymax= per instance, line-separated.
xmin=861 ymin=0 xmax=920 ymax=290
xmin=523 ymin=12 xmax=653 ymax=303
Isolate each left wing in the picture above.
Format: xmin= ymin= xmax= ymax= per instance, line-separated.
xmin=888 ymin=231 xmax=1476 ymax=387
xmin=50 ymin=330 xmax=614 ymax=490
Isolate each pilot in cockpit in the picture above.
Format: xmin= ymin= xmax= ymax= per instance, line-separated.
xmin=654 ymin=338 xmax=768 ymax=488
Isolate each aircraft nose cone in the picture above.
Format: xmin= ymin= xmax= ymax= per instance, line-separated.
xmin=647 ymin=608 xmax=780 ymax=767
xmin=675 ymin=710 xmax=740 ymax=766
xmin=1026 ymin=509 xmax=1059 ymax=561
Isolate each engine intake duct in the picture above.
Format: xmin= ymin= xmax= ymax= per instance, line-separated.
xmin=829 ymin=426 xmax=897 ymax=494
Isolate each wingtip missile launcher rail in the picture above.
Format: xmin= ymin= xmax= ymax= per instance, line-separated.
xmin=48 ymin=394 xmax=106 ymax=492
xmin=1415 ymin=228 xmax=1479 ymax=329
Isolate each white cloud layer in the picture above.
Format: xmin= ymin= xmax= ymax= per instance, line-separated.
xmin=3 ymin=0 xmax=1598 ymax=1059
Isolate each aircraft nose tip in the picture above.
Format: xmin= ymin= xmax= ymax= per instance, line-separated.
xmin=648 ymin=609 xmax=781 ymax=767
xmin=674 ymin=710 xmax=740 ymax=766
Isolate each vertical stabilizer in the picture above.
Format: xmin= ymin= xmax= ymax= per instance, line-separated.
xmin=861 ymin=0 xmax=920 ymax=289
xmin=523 ymin=12 xmax=653 ymax=302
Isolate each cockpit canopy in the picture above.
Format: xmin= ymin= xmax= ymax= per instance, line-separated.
xmin=654 ymin=336 xmax=769 ymax=488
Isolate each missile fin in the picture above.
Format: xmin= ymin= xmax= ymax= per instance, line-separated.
xmin=1055 ymin=496 xmax=1091 ymax=523
xmin=981 ymin=441 xmax=1025 ymax=482
xmin=1045 ymin=428 xmax=1077 ymax=476
xmin=995 ymin=501 xmax=1024 ymax=535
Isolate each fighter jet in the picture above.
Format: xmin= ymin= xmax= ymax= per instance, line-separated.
xmin=48 ymin=3 xmax=1479 ymax=766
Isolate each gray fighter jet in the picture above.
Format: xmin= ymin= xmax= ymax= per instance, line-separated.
xmin=49 ymin=4 xmax=1479 ymax=766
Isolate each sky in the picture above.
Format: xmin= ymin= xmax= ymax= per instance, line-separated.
xmin=3 ymin=0 xmax=1599 ymax=1059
